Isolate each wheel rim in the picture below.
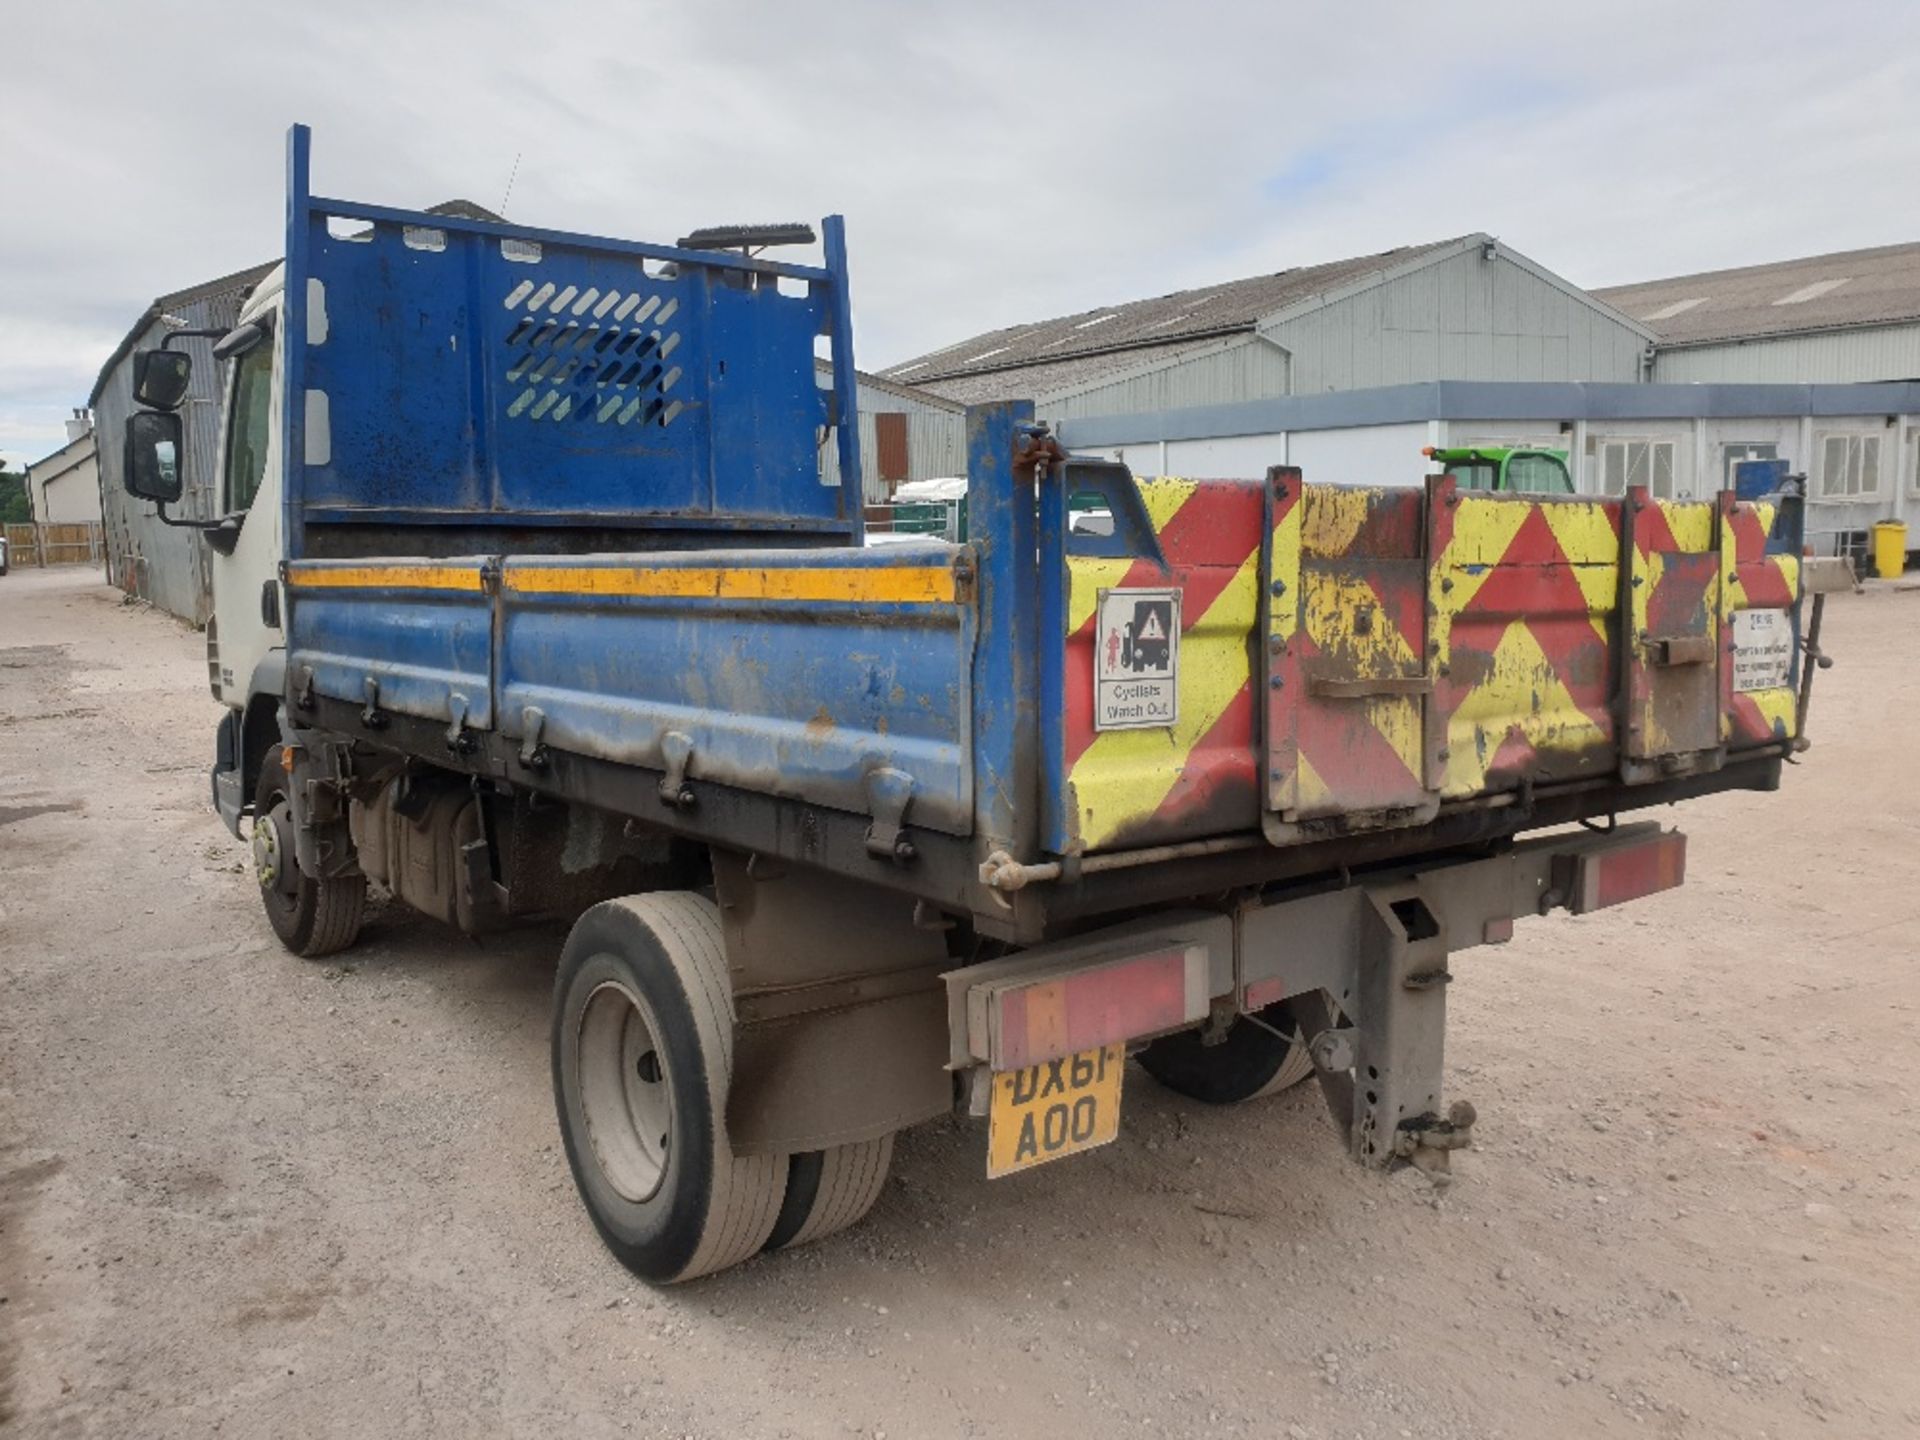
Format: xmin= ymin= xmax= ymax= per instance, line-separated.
xmin=577 ymin=977 xmax=673 ymax=1203
xmin=253 ymin=798 xmax=300 ymax=899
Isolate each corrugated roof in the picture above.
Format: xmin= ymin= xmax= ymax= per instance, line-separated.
xmin=912 ymin=336 xmax=1236 ymax=407
xmin=815 ymin=359 xmax=965 ymax=412
xmin=878 ymin=237 xmax=1468 ymax=391
xmin=1593 ymin=241 xmax=1920 ymax=347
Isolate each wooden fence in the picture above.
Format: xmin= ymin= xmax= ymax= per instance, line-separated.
xmin=4 ymin=522 xmax=105 ymax=569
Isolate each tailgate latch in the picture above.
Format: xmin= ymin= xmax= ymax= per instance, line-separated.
xmin=1648 ymin=634 xmax=1715 ymax=667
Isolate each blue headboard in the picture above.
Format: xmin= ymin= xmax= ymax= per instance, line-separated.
xmin=279 ymin=124 xmax=862 ymax=554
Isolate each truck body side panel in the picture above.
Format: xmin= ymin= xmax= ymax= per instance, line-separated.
xmin=285 ymin=560 xmax=495 ymax=729
xmin=495 ymin=548 xmax=976 ymax=837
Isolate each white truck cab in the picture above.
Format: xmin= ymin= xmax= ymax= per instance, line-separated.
xmin=199 ymin=268 xmax=290 ymax=834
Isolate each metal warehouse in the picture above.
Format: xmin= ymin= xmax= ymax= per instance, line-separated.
xmin=90 ymin=261 xmax=278 ymax=624
xmin=884 ymin=234 xmax=1655 ymax=419
xmin=1596 ymin=241 xmax=1920 ymax=385
xmin=883 ymin=233 xmax=1919 ymax=556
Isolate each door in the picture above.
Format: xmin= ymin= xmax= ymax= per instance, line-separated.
xmin=209 ymin=304 xmax=286 ymax=706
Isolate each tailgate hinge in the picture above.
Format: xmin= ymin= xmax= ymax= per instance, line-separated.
xmin=658 ymin=730 xmax=696 ymax=810
xmin=863 ymin=766 xmax=917 ymax=865
xmin=444 ymin=693 xmax=476 ymax=756
xmin=518 ymin=705 xmax=549 ymax=770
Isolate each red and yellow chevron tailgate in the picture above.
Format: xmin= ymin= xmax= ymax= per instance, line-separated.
xmin=1057 ymin=471 xmax=1802 ymax=856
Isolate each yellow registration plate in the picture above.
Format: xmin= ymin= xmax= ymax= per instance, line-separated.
xmin=986 ymin=1043 xmax=1126 ymax=1178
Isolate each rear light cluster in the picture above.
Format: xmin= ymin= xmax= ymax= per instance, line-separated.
xmin=1566 ymin=831 xmax=1687 ymax=913
xmin=984 ymin=946 xmax=1205 ymax=1071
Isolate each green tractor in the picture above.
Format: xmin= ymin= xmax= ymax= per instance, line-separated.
xmin=1424 ymin=445 xmax=1574 ymax=495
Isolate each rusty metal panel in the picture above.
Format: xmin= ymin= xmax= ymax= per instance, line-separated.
xmin=1623 ymin=492 xmax=1721 ymax=764
xmin=1425 ymin=476 xmax=1622 ymax=798
xmin=1265 ymin=480 xmax=1433 ymax=830
xmin=874 ymin=411 xmax=910 ymax=485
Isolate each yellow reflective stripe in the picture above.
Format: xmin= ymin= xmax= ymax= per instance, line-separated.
xmin=503 ymin=564 xmax=957 ymax=604
xmin=286 ymin=564 xmax=484 ymax=592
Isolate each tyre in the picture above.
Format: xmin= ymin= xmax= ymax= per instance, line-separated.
xmin=252 ymin=744 xmax=366 ymax=958
xmin=764 ymin=1133 xmax=894 ymax=1252
xmin=1137 ymin=997 xmax=1317 ymax=1104
xmin=552 ymin=893 xmax=788 ymax=1283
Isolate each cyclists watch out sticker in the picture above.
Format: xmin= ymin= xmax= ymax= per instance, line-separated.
xmin=1094 ymin=587 xmax=1180 ymax=731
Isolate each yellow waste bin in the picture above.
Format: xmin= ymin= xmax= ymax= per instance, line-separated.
xmin=1873 ymin=521 xmax=1908 ymax=580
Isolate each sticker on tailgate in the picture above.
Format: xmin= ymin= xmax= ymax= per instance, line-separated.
xmin=1095 ymin=588 xmax=1180 ymax=731
xmin=1731 ymin=608 xmax=1793 ymax=692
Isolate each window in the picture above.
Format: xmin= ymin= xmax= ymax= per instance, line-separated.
xmin=1444 ymin=460 xmax=1499 ymax=492
xmin=1721 ymin=442 xmax=1778 ymax=487
xmin=1594 ymin=438 xmax=1678 ymax=498
xmin=1817 ymin=433 xmax=1880 ymax=500
xmin=223 ymin=338 xmax=274 ymax=514
xmin=1505 ymin=453 xmax=1574 ymax=495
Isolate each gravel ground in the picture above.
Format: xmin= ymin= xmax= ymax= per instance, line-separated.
xmin=1 ymin=566 xmax=1916 ymax=1440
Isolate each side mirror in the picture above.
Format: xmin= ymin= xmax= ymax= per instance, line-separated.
xmin=133 ymin=349 xmax=194 ymax=410
xmin=124 ymin=410 xmax=184 ymax=505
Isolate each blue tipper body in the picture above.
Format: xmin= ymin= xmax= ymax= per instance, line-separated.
xmin=277 ymin=124 xmax=999 ymax=845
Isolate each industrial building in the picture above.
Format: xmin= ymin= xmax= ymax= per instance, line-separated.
xmin=91 ymin=261 xmax=277 ymax=624
xmin=816 ymin=361 xmax=964 ymax=501
xmin=884 ymin=233 xmax=1917 ymax=557
xmin=1596 ymin=240 xmax=1920 ymax=385
xmin=884 ymin=234 xmax=1656 ymax=418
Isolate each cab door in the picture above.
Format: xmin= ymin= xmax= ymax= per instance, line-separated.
xmin=208 ymin=302 xmax=285 ymax=708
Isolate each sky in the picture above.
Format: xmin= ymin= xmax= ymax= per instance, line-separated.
xmin=3 ymin=0 xmax=1919 ymax=468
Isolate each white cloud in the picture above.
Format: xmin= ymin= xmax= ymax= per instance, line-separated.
xmin=2 ymin=0 xmax=1917 ymax=464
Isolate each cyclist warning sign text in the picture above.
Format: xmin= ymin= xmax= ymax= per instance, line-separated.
xmin=1094 ymin=587 xmax=1181 ymax=731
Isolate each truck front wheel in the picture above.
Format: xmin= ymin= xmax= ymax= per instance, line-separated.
xmin=252 ymin=745 xmax=366 ymax=958
xmin=552 ymin=893 xmax=788 ymax=1283
xmin=1137 ymin=997 xmax=1317 ymax=1104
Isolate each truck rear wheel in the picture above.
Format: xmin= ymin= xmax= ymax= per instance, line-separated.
xmin=252 ymin=745 xmax=365 ymax=958
xmin=552 ymin=893 xmax=787 ymax=1283
xmin=764 ymin=1134 xmax=894 ymax=1252
xmin=1137 ymin=997 xmax=1317 ymax=1104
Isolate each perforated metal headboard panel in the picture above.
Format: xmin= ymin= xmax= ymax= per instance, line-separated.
xmin=281 ymin=126 xmax=860 ymax=544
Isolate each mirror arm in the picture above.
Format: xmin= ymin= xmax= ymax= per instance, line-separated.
xmin=160 ymin=327 xmax=230 ymax=353
xmin=152 ymin=500 xmax=235 ymax=535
